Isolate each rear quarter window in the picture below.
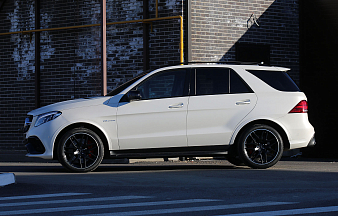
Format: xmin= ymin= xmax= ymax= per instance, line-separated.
xmin=247 ymin=70 xmax=300 ymax=92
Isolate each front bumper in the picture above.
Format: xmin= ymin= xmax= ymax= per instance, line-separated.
xmin=24 ymin=136 xmax=46 ymax=154
xmin=23 ymin=114 xmax=69 ymax=160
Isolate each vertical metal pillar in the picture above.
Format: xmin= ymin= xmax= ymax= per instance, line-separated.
xmin=186 ymin=0 xmax=191 ymax=62
xmin=143 ymin=0 xmax=150 ymax=71
xmin=35 ymin=0 xmax=41 ymax=107
xmin=100 ymin=0 xmax=107 ymax=96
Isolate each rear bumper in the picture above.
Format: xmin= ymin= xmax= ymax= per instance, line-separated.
xmin=276 ymin=113 xmax=315 ymax=150
xmin=307 ymin=135 xmax=316 ymax=147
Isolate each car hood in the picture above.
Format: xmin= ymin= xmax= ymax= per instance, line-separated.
xmin=28 ymin=96 xmax=111 ymax=116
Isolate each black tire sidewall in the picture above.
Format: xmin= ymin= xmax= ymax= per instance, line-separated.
xmin=57 ymin=127 xmax=104 ymax=173
xmin=237 ymin=124 xmax=283 ymax=169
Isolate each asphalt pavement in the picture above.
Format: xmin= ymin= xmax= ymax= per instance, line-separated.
xmin=0 ymin=149 xmax=337 ymax=188
xmin=1 ymin=157 xmax=338 ymax=215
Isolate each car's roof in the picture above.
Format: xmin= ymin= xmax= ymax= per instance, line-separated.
xmin=151 ymin=64 xmax=290 ymax=74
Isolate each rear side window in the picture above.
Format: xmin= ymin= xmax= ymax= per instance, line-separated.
xmin=194 ymin=68 xmax=253 ymax=96
xmin=196 ymin=68 xmax=229 ymax=95
xmin=247 ymin=70 xmax=300 ymax=92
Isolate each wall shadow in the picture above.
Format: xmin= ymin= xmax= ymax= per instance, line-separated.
xmin=220 ymin=0 xmax=300 ymax=82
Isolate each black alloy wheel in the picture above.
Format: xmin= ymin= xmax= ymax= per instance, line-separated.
xmin=58 ymin=128 xmax=104 ymax=172
xmin=238 ymin=124 xmax=283 ymax=169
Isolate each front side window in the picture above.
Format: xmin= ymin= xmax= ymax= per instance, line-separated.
xmin=136 ymin=69 xmax=187 ymax=100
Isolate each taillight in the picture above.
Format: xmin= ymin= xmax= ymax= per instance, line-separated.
xmin=289 ymin=100 xmax=308 ymax=113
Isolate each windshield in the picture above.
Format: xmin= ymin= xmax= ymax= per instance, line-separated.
xmin=106 ymin=71 xmax=149 ymax=96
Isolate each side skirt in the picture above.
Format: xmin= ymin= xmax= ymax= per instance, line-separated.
xmin=109 ymin=145 xmax=231 ymax=159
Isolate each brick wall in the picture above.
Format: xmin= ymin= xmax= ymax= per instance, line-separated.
xmin=106 ymin=0 xmax=143 ymax=91
xmin=106 ymin=0 xmax=183 ymax=90
xmin=0 ymin=0 xmax=36 ymax=150
xmin=39 ymin=0 xmax=102 ymax=105
xmin=190 ymin=0 xmax=300 ymax=82
xmin=148 ymin=0 xmax=183 ymax=69
xmin=0 ymin=0 xmax=183 ymax=150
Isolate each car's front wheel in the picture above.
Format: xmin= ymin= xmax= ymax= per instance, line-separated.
xmin=57 ymin=127 xmax=104 ymax=172
xmin=238 ymin=124 xmax=283 ymax=169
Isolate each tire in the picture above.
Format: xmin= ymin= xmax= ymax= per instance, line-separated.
xmin=227 ymin=145 xmax=245 ymax=166
xmin=57 ymin=127 xmax=104 ymax=173
xmin=237 ymin=124 xmax=283 ymax=169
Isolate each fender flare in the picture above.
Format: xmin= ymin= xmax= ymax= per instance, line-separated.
xmin=52 ymin=121 xmax=115 ymax=159
xmin=229 ymin=118 xmax=291 ymax=149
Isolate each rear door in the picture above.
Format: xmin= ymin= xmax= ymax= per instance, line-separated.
xmin=187 ymin=67 xmax=257 ymax=146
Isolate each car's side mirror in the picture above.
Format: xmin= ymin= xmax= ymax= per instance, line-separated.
xmin=127 ymin=90 xmax=142 ymax=101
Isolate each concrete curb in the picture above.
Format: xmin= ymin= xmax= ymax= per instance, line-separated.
xmin=0 ymin=173 xmax=16 ymax=187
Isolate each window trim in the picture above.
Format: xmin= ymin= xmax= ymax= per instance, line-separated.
xmin=124 ymin=68 xmax=190 ymax=101
xmin=191 ymin=67 xmax=253 ymax=96
xmin=193 ymin=67 xmax=230 ymax=96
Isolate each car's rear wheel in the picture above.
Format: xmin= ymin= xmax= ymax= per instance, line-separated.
xmin=57 ymin=128 xmax=104 ymax=172
xmin=238 ymin=124 xmax=283 ymax=169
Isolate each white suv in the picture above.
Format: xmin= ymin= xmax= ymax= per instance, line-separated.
xmin=23 ymin=63 xmax=315 ymax=172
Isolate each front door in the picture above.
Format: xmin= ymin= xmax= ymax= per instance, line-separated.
xmin=117 ymin=69 xmax=189 ymax=150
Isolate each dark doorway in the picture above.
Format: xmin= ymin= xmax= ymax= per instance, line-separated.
xmin=300 ymin=0 xmax=338 ymax=158
xmin=236 ymin=43 xmax=270 ymax=65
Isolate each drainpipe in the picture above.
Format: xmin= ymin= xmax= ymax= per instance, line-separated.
xmin=143 ymin=0 xmax=150 ymax=71
xmin=35 ymin=0 xmax=41 ymax=108
xmin=186 ymin=0 xmax=191 ymax=62
xmin=0 ymin=0 xmax=6 ymax=12
xmin=100 ymin=0 xmax=107 ymax=96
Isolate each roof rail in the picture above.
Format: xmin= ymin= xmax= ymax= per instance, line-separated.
xmin=181 ymin=61 xmax=262 ymax=65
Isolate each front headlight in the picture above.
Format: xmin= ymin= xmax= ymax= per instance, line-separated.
xmin=35 ymin=111 xmax=62 ymax=127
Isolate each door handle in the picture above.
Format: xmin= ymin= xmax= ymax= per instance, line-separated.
xmin=236 ymin=99 xmax=250 ymax=105
xmin=169 ymin=103 xmax=184 ymax=109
